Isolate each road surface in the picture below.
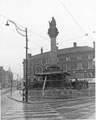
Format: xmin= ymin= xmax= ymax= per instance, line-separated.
xmin=1 ymin=90 xmax=95 ymax=120
xmin=1 ymin=88 xmax=16 ymax=116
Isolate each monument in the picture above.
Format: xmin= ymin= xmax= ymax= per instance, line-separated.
xmin=48 ymin=17 xmax=59 ymax=65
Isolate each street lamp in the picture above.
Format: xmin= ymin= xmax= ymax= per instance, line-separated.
xmin=6 ymin=20 xmax=28 ymax=102
xmin=17 ymin=74 xmax=18 ymax=90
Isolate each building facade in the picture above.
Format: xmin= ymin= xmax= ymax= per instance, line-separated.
xmin=0 ymin=66 xmax=5 ymax=88
xmin=23 ymin=17 xmax=95 ymax=82
xmin=0 ymin=67 xmax=13 ymax=88
xmin=23 ymin=42 xmax=95 ymax=81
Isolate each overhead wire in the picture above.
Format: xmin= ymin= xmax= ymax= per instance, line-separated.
xmin=0 ymin=14 xmax=49 ymax=42
xmin=1 ymin=13 xmax=95 ymax=50
xmin=60 ymin=1 xmax=95 ymax=46
xmin=57 ymin=34 xmax=86 ymax=44
xmin=0 ymin=14 xmax=50 ymax=54
xmin=61 ymin=1 xmax=86 ymax=35
xmin=28 ymin=37 xmax=49 ymax=53
xmin=28 ymin=29 xmax=49 ymax=42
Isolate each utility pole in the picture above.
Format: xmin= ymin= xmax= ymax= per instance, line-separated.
xmin=6 ymin=20 xmax=28 ymax=103
xmin=25 ymin=28 xmax=28 ymax=102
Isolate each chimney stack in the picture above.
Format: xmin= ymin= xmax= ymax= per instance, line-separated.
xmin=93 ymin=41 xmax=95 ymax=50
xmin=56 ymin=46 xmax=58 ymax=50
xmin=41 ymin=47 xmax=43 ymax=54
xmin=28 ymin=54 xmax=31 ymax=59
xmin=73 ymin=42 xmax=77 ymax=48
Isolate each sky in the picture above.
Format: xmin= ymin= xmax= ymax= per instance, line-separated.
xmin=0 ymin=0 xmax=96 ymax=78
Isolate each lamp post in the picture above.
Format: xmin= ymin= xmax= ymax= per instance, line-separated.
xmin=17 ymin=74 xmax=18 ymax=90
xmin=6 ymin=20 xmax=28 ymax=102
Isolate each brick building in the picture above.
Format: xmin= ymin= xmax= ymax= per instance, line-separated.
xmin=23 ymin=17 xmax=95 ymax=82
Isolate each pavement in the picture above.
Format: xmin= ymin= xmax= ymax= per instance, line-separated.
xmin=7 ymin=90 xmax=95 ymax=103
xmin=7 ymin=90 xmax=23 ymax=102
xmin=2 ymin=91 xmax=64 ymax=120
xmin=4 ymin=90 xmax=95 ymax=120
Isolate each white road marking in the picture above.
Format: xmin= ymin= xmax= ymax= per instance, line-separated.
xmin=2 ymin=102 xmax=64 ymax=120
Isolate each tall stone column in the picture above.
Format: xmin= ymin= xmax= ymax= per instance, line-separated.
xmin=48 ymin=17 xmax=59 ymax=65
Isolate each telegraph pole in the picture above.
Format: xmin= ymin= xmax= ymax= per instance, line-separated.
xmin=6 ymin=20 xmax=29 ymax=103
xmin=25 ymin=28 xmax=28 ymax=102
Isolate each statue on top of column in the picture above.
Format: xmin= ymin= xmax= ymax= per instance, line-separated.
xmin=48 ymin=17 xmax=59 ymax=38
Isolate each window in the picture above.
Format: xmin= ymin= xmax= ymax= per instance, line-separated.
xmin=59 ymin=57 xmax=66 ymax=62
xmin=87 ymin=72 xmax=93 ymax=78
xmin=67 ymin=64 xmax=71 ymax=70
xmin=77 ymin=55 xmax=82 ymax=60
xmin=43 ymin=59 xmax=46 ymax=65
xmin=77 ymin=62 xmax=83 ymax=70
xmin=35 ymin=67 xmax=39 ymax=73
xmin=35 ymin=60 xmax=39 ymax=65
xmin=57 ymin=54 xmax=62 ymax=57
xmin=82 ymin=61 xmax=88 ymax=69
xmin=88 ymin=61 xmax=93 ymax=69
xmin=45 ymin=58 xmax=50 ymax=64
xmin=71 ymin=63 xmax=77 ymax=70
xmin=59 ymin=64 xmax=63 ymax=70
xmin=88 ymin=54 xmax=93 ymax=59
xmin=39 ymin=67 xmax=43 ymax=73
xmin=82 ymin=55 xmax=88 ymax=60
xmin=66 ymin=57 xmax=69 ymax=61
xmin=39 ymin=60 xmax=42 ymax=64
xmin=70 ymin=55 xmax=77 ymax=61
xmin=63 ymin=64 xmax=66 ymax=71
xmin=76 ymin=73 xmax=84 ymax=79
xmin=59 ymin=57 xmax=63 ymax=62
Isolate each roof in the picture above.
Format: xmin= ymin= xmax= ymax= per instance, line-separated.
xmin=58 ymin=46 xmax=94 ymax=55
xmin=29 ymin=46 xmax=94 ymax=60
xmin=29 ymin=51 xmax=50 ymax=60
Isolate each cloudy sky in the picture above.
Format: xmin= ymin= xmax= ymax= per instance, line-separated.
xmin=0 ymin=0 xmax=96 ymax=78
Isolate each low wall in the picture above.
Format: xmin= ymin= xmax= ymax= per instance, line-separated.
xmin=28 ymin=88 xmax=95 ymax=99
